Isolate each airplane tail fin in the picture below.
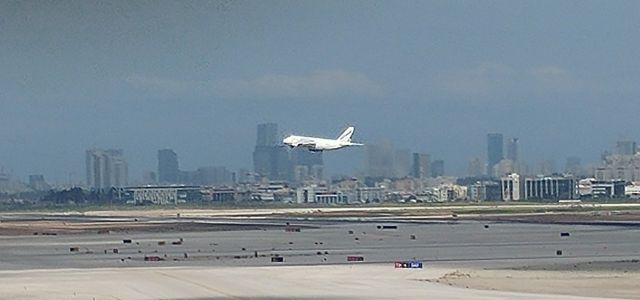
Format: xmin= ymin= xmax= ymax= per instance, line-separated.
xmin=337 ymin=126 xmax=355 ymax=143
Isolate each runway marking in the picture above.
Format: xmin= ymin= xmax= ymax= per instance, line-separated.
xmin=155 ymin=270 xmax=245 ymax=299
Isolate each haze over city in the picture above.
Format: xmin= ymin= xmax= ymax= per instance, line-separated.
xmin=2 ymin=1 xmax=640 ymax=183
xmin=6 ymin=2 xmax=640 ymax=300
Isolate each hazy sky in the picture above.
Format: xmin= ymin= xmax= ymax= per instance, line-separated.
xmin=1 ymin=0 xmax=640 ymax=183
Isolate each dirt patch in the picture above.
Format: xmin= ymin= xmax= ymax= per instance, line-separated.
xmin=437 ymin=262 xmax=640 ymax=299
xmin=507 ymin=259 xmax=640 ymax=272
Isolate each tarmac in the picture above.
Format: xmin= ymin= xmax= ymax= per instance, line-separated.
xmin=0 ymin=213 xmax=639 ymax=299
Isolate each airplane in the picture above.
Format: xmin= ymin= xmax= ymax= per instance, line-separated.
xmin=282 ymin=126 xmax=364 ymax=152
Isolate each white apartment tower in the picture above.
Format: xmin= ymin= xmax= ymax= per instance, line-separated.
xmin=86 ymin=148 xmax=128 ymax=190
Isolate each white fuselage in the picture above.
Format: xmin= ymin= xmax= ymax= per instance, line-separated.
xmin=282 ymin=135 xmax=361 ymax=152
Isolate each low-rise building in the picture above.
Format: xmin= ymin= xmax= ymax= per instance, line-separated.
xmin=355 ymin=186 xmax=384 ymax=203
xmin=468 ymin=181 xmax=502 ymax=201
xmin=432 ymin=184 xmax=467 ymax=202
xmin=296 ymin=185 xmax=326 ymax=203
xmin=592 ymin=180 xmax=625 ymax=199
xmin=124 ymin=186 xmax=202 ymax=205
xmin=210 ymin=187 xmax=236 ymax=203
xmin=501 ymin=173 xmax=522 ymax=201
xmin=523 ymin=176 xmax=575 ymax=200
xmin=250 ymin=181 xmax=292 ymax=202
xmin=314 ymin=191 xmax=350 ymax=204
xmin=577 ymin=178 xmax=625 ymax=199
xmin=625 ymin=183 xmax=640 ymax=199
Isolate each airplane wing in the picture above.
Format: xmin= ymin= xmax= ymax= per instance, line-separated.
xmin=299 ymin=142 xmax=317 ymax=148
xmin=296 ymin=138 xmax=317 ymax=148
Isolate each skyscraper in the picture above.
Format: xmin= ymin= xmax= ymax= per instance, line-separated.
xmin=193 ymin=166 xmax=234 ymax=186
xmin=394 ymin=149 xmax=411 ymax=178
xmin=86 ymin=148 xmax=128 ymax=189
xmin=615 ymin=140 xmax=637 ymax=156
xmin=256 ymin=123 xmax=278 ymax=146
xmin=411 ymin=153 xmax=430 ymax=179
xmin=253 ymin=123 xmax=292 ymax=181
xmin=506 ymin=137 xmax=519 ymax=162
xmin=291 ymin=148 xmax=323 ymax=181
xmin=431 ymin=160 xmax=445 ymax=177
xmin=468 ymin=157 xmax=484 ymax=177
xmin=487 ymin=133 xmax=504 ymax=176
xmin=365 ymin=143 xmax=394 ymax=178
xmin=158 ymin=149 xmax=179 ymax=183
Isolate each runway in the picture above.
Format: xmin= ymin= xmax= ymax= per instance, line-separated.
xmin=1 ymin=219 xmax=639 ymax=270
xmin=0 ymin=214 xmax=639 ymax=299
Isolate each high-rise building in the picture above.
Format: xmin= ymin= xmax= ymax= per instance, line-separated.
xmin=468 ymin=157 xmax=484 ymax=177
xmin=253 ymin=145 xmax=291 ymax=181
xmin=365 ymin=143 xmax=394 ymax=178
xmin=110 ymin=150 xmax=128 ymax=188
xmin=394 ymin=149 xmax=411 ymax=178
xmin=158 ymin=149 xmax=179 ymax=183
xmin=256 ymin=123 xmax=279 ymax=146
xmin=253 ymin=123 xmax=292 ymax=181
xmin=291 ymin=148 xmax=323 ymax=181
xmin=411 ymin=153 xmax=431 ymax=178
xmin=86 ymin=148 xmax=128 ymax=189
xmin=506 ymin=138 xmax=519 ymax=162
xmin=615 ymin=140 xmax=637 ymax=156
xmin=487 ymin=133 xmax=504 ymax=176
xmin=431 ymin=160 xmax=445 ymax=177
xmin=194 ymin=166 xmax=234 ymax=186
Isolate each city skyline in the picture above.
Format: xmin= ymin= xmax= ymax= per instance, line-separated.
xmin=73 ymin=129 xmax=636 ymax=187
xmin=2 ymin=1 xmax=640 ymax=182
xmin=3 ymin=4 xmax=640 ymax=300
xmin=2 ymin=125 xmax=639 ymax=186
